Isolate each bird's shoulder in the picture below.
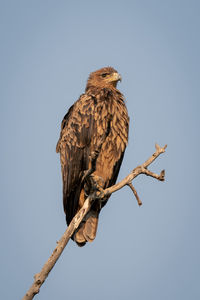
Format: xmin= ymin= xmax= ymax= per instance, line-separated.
xmin=56 ymin=93 xmax=96 ymax=153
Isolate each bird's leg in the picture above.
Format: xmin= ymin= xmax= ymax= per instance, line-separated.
xmin=82 ymin=132 xmax=109 ymax=202
xmin=82 ymin=150 xmax=100 ymax=183
xmin=82 ymin=133 xmax=108 ymax=184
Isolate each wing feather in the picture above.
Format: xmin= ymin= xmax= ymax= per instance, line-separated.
xmin=56 ymin=94 xmax=96 ymax=225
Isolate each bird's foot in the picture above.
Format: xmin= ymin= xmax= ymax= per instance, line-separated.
xmin=84 ymin=174 xmax=105 ymax=199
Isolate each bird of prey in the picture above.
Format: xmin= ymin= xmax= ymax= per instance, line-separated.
xmin=56 ymin=67 xmax=129 ymax=246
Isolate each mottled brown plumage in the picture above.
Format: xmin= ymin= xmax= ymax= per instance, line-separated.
xmin=56 ymin=67 xmax=129 ymax=246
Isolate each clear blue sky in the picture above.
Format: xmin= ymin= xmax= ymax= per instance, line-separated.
xmin=1 ymin=1 xmax=200 ymax=299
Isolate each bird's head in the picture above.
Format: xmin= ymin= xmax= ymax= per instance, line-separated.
xmin=85 ymin=67 xmax=122 ymax=91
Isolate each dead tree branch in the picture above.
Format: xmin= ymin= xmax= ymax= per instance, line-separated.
xmin=127 ymin=182 xmax=142 ymax=206
xmin=22 ymin=143 xmax=167 ymax=300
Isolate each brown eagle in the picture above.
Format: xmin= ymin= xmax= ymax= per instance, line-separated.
xmin=56 ymin=67 xmax=129 ymax=246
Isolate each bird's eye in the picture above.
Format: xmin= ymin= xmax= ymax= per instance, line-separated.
xmin=101 ymin=73 xmax=108 ymax=78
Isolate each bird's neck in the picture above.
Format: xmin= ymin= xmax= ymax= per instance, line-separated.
xmin=85 ymin=85 xmax=121 ymax=97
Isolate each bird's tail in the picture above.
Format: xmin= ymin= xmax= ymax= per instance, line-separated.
xmin=74 ymin=210 xmax=99 ymax=247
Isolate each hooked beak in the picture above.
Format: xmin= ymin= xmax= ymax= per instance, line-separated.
xmin=112 ymin=72 xmax=122 ymax=82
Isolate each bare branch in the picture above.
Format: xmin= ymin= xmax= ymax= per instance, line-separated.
xmin=22 ymin=195 xmax=94 ymax=300
xmin=127 ymin=182 xmax=142 ymax=206
xmin=22 ymin=144 xmax=167 ymax=300
xmin=104 ymin=143 xmax=167 ymax=196
xmin=141 ymin=168 xmax=165 ymax=181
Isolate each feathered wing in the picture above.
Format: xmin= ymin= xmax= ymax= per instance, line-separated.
xmin=56 ymin=94 xmax=95 ymax=226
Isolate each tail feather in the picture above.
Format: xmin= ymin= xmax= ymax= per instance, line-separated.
xmin=74 ymin=211 xmax=99 ymax=246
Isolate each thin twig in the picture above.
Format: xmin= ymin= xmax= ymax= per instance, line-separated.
xmin=127 ymin=182 xmax=142 ymax=206
xmin=141 ymin=168 xmax=165 ymax=181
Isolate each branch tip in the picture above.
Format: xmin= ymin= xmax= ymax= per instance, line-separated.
xmin=155 ymin=143 xmax=167 ymax=153
xmin=127 ymin=182 xmax=142 ymax=206
xmin=159 ymin=170 xmax=165 ymax=181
